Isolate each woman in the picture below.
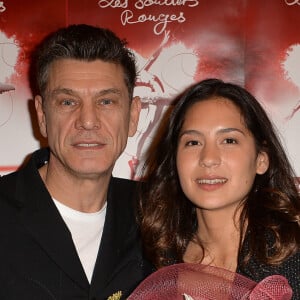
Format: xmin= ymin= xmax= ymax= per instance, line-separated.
xmin=138 ymin=78 xmax=300 ymax=298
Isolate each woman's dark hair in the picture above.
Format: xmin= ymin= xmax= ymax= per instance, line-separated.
xmin=33 ymin=24 xmax=137 ymax=99
xmin=139 ymin=78 xmax=300 ymax=268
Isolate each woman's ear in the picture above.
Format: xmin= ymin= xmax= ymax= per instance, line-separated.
xmin=256 ymin=151 xmax=269 ymax=175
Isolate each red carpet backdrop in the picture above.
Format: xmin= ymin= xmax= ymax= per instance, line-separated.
xmin=0 ymin=0 xmax=299 ymax=190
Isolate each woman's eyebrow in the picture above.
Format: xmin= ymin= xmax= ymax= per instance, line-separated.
xmin=179 ymin=130 xmax=203 ymax=139
xmin=179 ymin=127 xmax=246 ymax=138
xmin=217 ymin=127 xmax=246 ymax=136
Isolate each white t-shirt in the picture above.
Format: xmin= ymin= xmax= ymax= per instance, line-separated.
xmin=53 ymin=199 xmax=107 ymax=283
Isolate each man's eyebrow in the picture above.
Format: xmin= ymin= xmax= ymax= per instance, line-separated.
xmin=94 ymin=88 xmax=122 ymax=97
xmin=49 ymin=88 xmax=122 ymax=97
xmin=50 ymin=88 xmax=76 ymax=96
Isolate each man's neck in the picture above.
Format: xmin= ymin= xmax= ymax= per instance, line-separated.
xmin=38 ymin=163 xmax=111 ymax=213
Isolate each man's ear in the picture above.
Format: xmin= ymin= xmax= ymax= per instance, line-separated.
xmin=128 ymin=96 xmax=141 ymax=137
xmin=35 ymin=95 xmax=47 ymax=138
xmin=256 ymin=151 xmax=269 ymax=175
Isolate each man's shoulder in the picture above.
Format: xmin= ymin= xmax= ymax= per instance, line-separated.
xmin=0 ymin=148 xmax=45 ymax=206
xmin=108 ymin=177 xmax=141 ymax=213
xmin=0 ymin=171 xmax=21 ymax=214
xmin=0 ymin=148 xmax=47 ymax=185
xmin=110 ymin=177 xmax=137 ymax=189
xmin=0 ymin=170 xmax=19 ymax=194
xmin=109 ymin=177 xmax=140 ymax=200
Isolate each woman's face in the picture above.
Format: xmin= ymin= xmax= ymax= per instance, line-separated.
xmin=176 ymin=97 xmax=269 ymax=213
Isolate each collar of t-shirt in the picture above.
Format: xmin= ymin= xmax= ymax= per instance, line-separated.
xmin=52 ymin=198 xmax=107 ymax=283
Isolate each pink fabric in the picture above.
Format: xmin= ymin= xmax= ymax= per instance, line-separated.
xmin=128 ymin=263 xmax=292 ymax=300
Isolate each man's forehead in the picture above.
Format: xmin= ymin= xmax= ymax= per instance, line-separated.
xmin=46 ymin=60 xmax=127 ymax=89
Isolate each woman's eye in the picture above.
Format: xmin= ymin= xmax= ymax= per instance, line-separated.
xmin=186 ymin=140 xmax=200 ymax=146
xmin=224 ymin=138 xmax=237 ymax=144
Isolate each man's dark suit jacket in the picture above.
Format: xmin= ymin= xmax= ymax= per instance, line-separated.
xmin=0 ymin=148 xmax=153 ymax=300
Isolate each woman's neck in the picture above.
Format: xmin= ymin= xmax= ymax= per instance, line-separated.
xmin=183 ymin=208 xmax=244 ymax=272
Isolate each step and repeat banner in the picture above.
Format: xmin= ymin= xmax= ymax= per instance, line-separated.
xmin=0 ymin=0 xmax=299 ymax=190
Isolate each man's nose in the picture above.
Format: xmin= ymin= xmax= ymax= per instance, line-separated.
xmin=75 ymin=103 xmax=100 ymax=130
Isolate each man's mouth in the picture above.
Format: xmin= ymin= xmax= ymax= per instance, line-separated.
xmin=76 ymin=143 xmax=102 ymax=147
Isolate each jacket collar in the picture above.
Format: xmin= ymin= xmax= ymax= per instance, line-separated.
xmin=90 ymin=177 xmax=138 ymax=292
xmin=16 ymin=148 xmax=90 ymax=291
xmin=14 ymin=148 xmax=140 ymax=295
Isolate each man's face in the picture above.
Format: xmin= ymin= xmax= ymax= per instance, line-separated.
xmin=35 ymin=59 xmax=140 ymax=179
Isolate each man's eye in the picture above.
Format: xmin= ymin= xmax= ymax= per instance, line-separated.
xmin=61 ymin=99 xmax=75 ymax=106
xmin=100 ymin=99 xmax=113 ymax=105
xmin=224 ymin=138 xmax=237 ymax=144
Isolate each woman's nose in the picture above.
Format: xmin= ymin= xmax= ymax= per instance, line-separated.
xmin=199 ymin=143 xmax=221 ymax=168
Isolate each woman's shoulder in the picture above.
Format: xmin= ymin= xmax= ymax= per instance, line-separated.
xmin=279 ymin=249 xmax=300 ymax=274
xmin=238 ymin=249 xmax=300 ymax=299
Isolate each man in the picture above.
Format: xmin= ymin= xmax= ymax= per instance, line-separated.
xmin=0 ymin=24 xmax=152 ymax=299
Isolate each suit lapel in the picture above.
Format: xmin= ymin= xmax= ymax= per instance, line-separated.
xmin=90 ymin=178 xmax=137 ymax=293
xmin=16 ymin=157 xmax=89 ymax=291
